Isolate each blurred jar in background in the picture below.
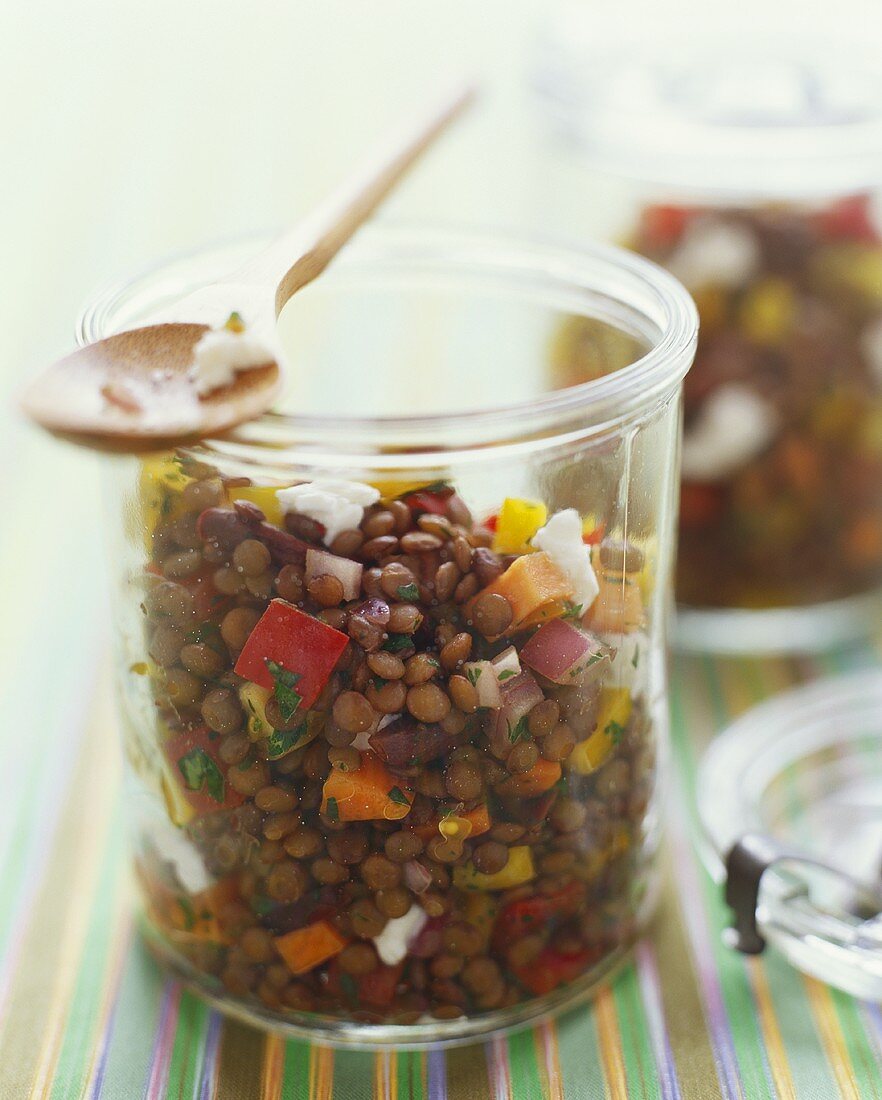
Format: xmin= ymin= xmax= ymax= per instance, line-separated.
xmin=533 ymin=20 xmax=882 ymax=652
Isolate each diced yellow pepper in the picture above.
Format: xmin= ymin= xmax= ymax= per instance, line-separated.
xmin=739 ymin=278 xmax=795 ymax=346
xmin=690 ymin=285 xmax=727 ymax=333
xmin=239 ymin=682 xmax=273 ymax=741
xmin=492 ymin=498 xmax=548 ymax=554
xmin=371 ymin=478 xmax=433 ymax=500
xmin=568 ymin=687 xmax=633 ymax=775
xmin=227 ymin=484 xmax=287 ymax=528
xmin=608 ymin=827 xmax=632 ymax=860
xmin=160 ymin=759 xmax=196 ymax=826
xmin=139 ymin=453 xmax=192 ymax=544
xmin=857 ymin=404 xmax=882 ymax=457
xmin=463 ymin=892 xmax=499 ymax=950
xmin=453 ymin=845 xmax=535 ymax=891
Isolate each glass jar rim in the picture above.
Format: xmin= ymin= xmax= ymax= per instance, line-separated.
xmin=534 ymin=25 xmax=882 ymax=199
xmin=78 ymin=224 xmax=696 ymax=468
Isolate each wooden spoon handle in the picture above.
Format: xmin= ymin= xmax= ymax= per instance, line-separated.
xmin=231 ymin=81 xmax=476 ymax=318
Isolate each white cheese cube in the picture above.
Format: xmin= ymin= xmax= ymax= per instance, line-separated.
xmin=532 ymin=509 xmax=599 ymax=610
xmin=275 ymin=479 xmax=381 ymax=544
xmin=373 ymin=906 xmax=428 ymax=965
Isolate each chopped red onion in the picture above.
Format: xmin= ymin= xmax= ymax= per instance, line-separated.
xmin=487 ymin=670 xmax=544 ymax=756
xmin=520 ymin=619 xmax=612 ymax=685
xmin=491 ymin=645 xmax=521 ymax=681
xmin=462 ymin=660 xmax=502 ymax=709
xmin=404 ymin=860 xmax=433 ymax=895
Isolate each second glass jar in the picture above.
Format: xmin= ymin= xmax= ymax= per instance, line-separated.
xmin=535 ymin=28 xmax=882 ymax=650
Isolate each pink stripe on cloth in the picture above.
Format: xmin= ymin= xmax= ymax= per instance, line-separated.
xmin=635 ymin=941 xmax=682 ymax=1100
xmin=144 ymin=981 xmax=182 ymax=1099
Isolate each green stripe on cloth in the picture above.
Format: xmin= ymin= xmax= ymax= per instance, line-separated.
xmin=611 ymin=964 xmax=660 ymax=1099
xmin=166 ymin=991 xmax=211 ymax=1099
xmin=554 ymin=1005 xmax=605 ymax=1099
xmin=280 ymin=1038 xmax=312 ymax=1100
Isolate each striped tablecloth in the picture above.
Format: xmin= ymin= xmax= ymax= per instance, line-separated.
xmin=1 ymin=583 xmax=880 ymax=1099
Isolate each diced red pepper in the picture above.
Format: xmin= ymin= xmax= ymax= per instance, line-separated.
xmin=234 ymin=599 xmax=349 ymax=710
xmin=358 ymin=962 xmax=404 ymax=1007
xmin=639 ymin=204 xmax=693 ymax=249
xmin=163 ymin=726 xmax=244 ymax=817
xmin=679 ymin=482 xmax=726 ymax=529
xmin=484 ymin=513 xmax=498 ymax=533
xmin=582 ymin=522 xmax=606 ymax=545
xmin=511 ymin=945 xmax=602 ymax=996
xmin=815 ymin=194 xmax=880 ymax=244
xmin=492 ymin=881 xmax=583 ymax=950
xmin=187 ymin=569 xmax=233 ymax=622
xmin=401 ymin=484 xmax=455 ymax=515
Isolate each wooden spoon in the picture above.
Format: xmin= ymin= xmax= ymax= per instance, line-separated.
xmin=21 ymin=82 xmax=474 ymax=452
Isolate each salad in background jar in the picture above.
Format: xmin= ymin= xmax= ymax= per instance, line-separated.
xmin=535 ymin=27 xmax=882 ymax=650
xmin=88 ymin=227 xmax=695 ymax=1045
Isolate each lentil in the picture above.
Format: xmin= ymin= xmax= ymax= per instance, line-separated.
xmin=406 ymin=683 xmax=451 ymax=723
xmin=234 ymin=539 xmax=272 ymax=576
xmin=135 ymin=463 xmax=653 ymax=1030
xmin=470 ymin=591 xmax=512 ymax=637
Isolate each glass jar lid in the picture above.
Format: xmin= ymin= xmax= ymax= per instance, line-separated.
xmin=697 ymin=669 xmax=882 ymax=999
xmin=534 ymin=20 xmax=882 ymax=198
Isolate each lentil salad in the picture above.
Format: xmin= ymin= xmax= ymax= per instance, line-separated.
xmin=132 ymin=457 xmax=655 ymax=1026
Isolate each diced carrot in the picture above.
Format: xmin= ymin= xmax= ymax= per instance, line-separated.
xmin=496 ymin=758 xmax=562 ymax=797
xmin=583 ymin=575 xmax=645 ymax=634
xmin=275 ymin=920 xmax=348 ymax=975
xmin=463 ymin=802 xmax=491 ymax=837
xmin=321 ymin=752 xmax=413 ymax=822
xmin=137 ymin=866 xmax=240 ymax=945
xmin=470 ymin=552 xmax=572 ymax=638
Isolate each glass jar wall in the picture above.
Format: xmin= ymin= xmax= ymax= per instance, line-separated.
xmin=86 ymin=228 xmax=695 ymax=1046
xmin=534 ymin=26 xmax=882 ymax=651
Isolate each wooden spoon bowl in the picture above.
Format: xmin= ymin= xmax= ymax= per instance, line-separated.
xmin=20 ymin=323 xmax=280 ymax=452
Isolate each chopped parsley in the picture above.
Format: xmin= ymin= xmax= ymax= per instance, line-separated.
xmin=251 ymin=896 xmax=275 ymax=916
xmin=465 ymin=666 xmax=482 ymax=685
xmin=507 ymin=715 xmax=531 ymax=744
xmin=388 ymin=786 xmax=410 ymax=806
xmin=265 ymin=659 xmax=303 ymax=723
xmin=561 ymin=602 xmax=584 ymax=622
xmin=340 ymin=972 xmax=358 ymax=1002
xmin=631 ymin=645 xmax=640 ymax=669
xmin=396 ymin=583 xmax=420 ymax=602
xmin=371 ymin=675 xmax=386 ymax=692
xmin=383 ymin=634 xmax=412 ymax=653
xmin=177 ymin=748 xmax=225 ymax=803
xmin=185 ymin=622 xmax=224 ymax=650
xmin=605 ymin=720 xmax=626 ymax=745
xmin=325 ymin=796 xmax=340 ymax=822
xmin=396 ymin=480 xmax=452 ymax=499
xmin=497 ymin=669 xmax=517 ymax=682
xmin=177 ymin=895 xmax=196 ymax=930
xmin=265 ymin=722 xmax=308 ymax=760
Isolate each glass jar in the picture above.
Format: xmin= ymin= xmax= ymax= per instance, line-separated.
xmin=84 ymin=226 xmax=695 ymax=1046
xmin=534 ymin=25 xmax=882 ymax=652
